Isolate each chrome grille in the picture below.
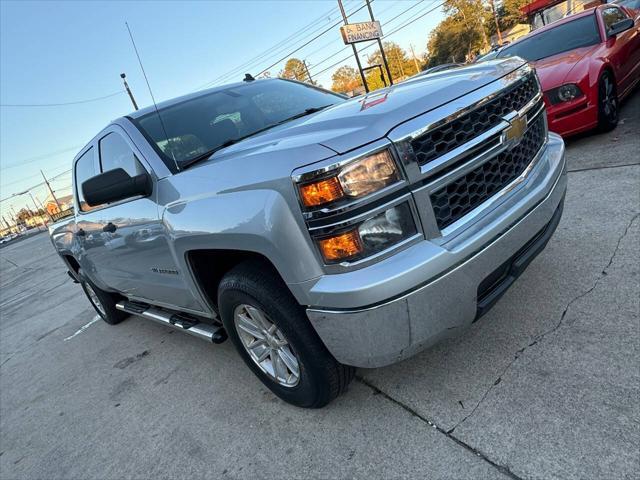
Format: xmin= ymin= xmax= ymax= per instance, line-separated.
xmin=411 ymin=74 xmax=539 ymax=166
xmin=430 ymin=113 xmax=546 ymax=230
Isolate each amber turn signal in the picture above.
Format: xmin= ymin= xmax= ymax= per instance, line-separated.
xmin=317 ymin=230 xmax=363 ymax=262
xmin=299 ymin=176 xmax=344 ymax=207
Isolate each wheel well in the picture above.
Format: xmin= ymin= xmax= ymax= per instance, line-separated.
xmin=64 ymin=255 xmax=80 ymax=274
xmin=187 ymin=250 xmax=284 ymax=310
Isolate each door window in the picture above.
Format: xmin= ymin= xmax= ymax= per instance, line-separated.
xmin=75 ymin=147 xmax=98 ymax=212
xmin=99 ymin=132 xmax=146 ymax=177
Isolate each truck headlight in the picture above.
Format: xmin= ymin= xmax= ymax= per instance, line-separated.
xmin=316 ymin=202 xmax=416 ymax=263
xmin=547 ymin=84 xmax=583 ymax=104
xmin=298 ymin=150 xmax=399 ymax=208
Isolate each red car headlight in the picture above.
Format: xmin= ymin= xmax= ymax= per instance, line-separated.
xmin=547 ymin=84 xmax=583 ymax=104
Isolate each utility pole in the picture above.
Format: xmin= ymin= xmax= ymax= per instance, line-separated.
xmin=302 ymin=60 xmax=314 ymax=84
xmin=488 ymin=0 xmax=503 ymax=46
xmin=26 ymin=192 xmax=46 ymax=228
xmin=393 ymin=49 xmax=405 ymax=78
xmin=409 ymin=44 xmax=421 ymax=74
xmin=337 ymin=0 xmax=369 ymax=93
xmin=120 ymin=73 xmax=139 ymax=110
xmin=41 ymin=169 xmax=61 ymax=212
xmin=365 ymin=0 xmax=393 ymax=86
xmin=2 ymin=215 xmax=10 ymax=230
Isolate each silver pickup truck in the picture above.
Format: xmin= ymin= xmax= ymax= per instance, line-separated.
xmin=50 ymin=58 xmax=566 ymax=408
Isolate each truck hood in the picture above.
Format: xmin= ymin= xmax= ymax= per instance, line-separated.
xmin=212 ymin=57 xmax=526 ymax=159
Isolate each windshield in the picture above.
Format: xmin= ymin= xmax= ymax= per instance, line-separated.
xmin=497 ymin=15 xmax=601 ymax=62
xmin=132 ymin=80 xmax=344 ymax=167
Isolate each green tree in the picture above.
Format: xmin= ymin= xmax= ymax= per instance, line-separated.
xmin=279 ymin=58 xmax=315 ymax=84
xmin=425 ymin=0 xmax=493 ymax=67
xmin=499 ymin=0 xmax=529 ymax=30
xmin=366 ymin=41 xmax=416 ymax=90
xmin=331 ymin=65 xmax=361 ymax=93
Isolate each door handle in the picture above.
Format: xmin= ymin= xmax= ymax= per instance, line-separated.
xmin=103 ymin=222 xmax=117 ymax=233
xmin=76 ymin=228 xmax=86 ymax=237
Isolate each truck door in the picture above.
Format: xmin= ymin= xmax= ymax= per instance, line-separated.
xmin=76 ymin=126 xmax=207 ymax=314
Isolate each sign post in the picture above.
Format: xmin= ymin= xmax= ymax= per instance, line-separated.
xmin=337 ymin=0 xmax=369 ymax=93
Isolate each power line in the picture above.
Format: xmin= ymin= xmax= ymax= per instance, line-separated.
xmin=0 ymin=145 xmax=82 ymax=171
xmin=310 ymin=0 xmax=446 ymax=79
xmin=254 ymin=2 xmax=370 ymax=79
xmin=0 ymin=90 xmax=125 ymax=108
xmin=193 ymin=3 xmax=347 ymax=90
xmin=306 ymin=0 xmax=431 ymax=74
xmin=202 ymin=1 xmax=367 ymax=89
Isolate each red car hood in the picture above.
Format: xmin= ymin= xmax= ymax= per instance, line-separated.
xmin=532 ymin=44 xmax=600 ymax=89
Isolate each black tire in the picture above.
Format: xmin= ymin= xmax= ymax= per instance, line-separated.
xmin=78 ymin=271 xmax=128 ymax=325
xmin=218 ymin=260 xmax=355 ymax=408
xmin=597 ymin=71 xmax=619 ymax=132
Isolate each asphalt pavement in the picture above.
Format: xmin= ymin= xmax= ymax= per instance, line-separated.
xmin=1 ymin=92 xmax=638 ymax=480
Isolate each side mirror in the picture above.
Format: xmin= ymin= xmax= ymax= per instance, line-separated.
xmin=82 ymin=168 xmax=152 ymax=207
xmin=608 ymin=18 xmax=633 ymax=37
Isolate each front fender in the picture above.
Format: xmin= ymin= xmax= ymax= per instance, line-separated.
xmin=162 ymin=188 xmax=323 ymax=304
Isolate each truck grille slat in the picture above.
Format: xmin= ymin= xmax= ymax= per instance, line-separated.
xmin=411 ymin=74 xmax=539 ymax=167
xmin=430 ymin=113 xmax=546 ymax=230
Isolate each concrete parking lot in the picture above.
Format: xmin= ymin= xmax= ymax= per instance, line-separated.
xmin=1 ymin=92 xmax=638 ymax=480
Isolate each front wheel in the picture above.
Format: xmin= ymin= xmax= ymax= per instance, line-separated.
xmin=218 ymin=261 xmax=355 ymax=408
xmin=597 ymin=71 xmax=619 ymax=132
xmin=79 ymin=273 xmax=128 ymax=325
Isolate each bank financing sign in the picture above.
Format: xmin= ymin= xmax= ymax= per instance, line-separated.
xmin=340 ymin=21 xmax=383 ymax=44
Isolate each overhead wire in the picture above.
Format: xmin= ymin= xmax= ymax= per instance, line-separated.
xmin=193 ymin=2 xmax=352 ymax=90
xmin=309 ymin=0 xmax=446 ymax=79
xmin=1 ymin=90 xmax=125 ymax=108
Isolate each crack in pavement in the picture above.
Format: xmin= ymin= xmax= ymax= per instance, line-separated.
xmin=356 ymin=376 xmax=525 ymax=480
xmin=450 ymin=212 xmax=639 ymax=434
xmin=567 ymin=162 xmax=639 ymax=173
xmin=1 ymin=257 xmax=34 ymax=271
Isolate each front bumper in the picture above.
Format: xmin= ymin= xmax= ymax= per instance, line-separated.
xmin=306 ymin=134 xmax=567 ymax=368
xmin=546 ymin=95 xmax=598 ymax=137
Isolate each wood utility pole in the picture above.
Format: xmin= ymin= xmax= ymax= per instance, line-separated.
xmin=41 ymin=170 xmax=61 ymax=211
xmin=337 ymin=0 xmax=369 ymax=92
xmin=365 ymin=0 xmax=393 ymax=85
xmin=302 ymin=60 xmax=314 ymax=84
xmin=120 ymin=73 xmax=139 ymax=110
xmin=488 ymin=0 xmax=503 ymax=46
xmin=409 ymin=44 xmax=421 ymax=74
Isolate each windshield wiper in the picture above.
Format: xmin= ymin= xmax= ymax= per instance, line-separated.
xmin=275 ymin=104 xmax=333 ymax=124
xmin=180 ymin=104 xmax=334 ymax=169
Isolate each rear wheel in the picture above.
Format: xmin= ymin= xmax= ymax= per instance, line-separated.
xmin=218 ymin=261 xmax=355 ymax=408
xmin=598 ymin=71 xmax=619 ymax=132
xmin=79 ymin=273 xmax=127 ymax=325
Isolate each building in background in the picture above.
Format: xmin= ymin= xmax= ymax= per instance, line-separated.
xmin=521 ymin=0 xmax=605 ymax=29
xmin=45 ymin=193 xmax=73 ymax=216
xmin=490 ymin=23 xmax=531 ymax=46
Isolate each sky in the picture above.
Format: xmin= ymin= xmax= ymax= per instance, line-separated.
xmin=0 ymin=0 xmax=444 ymax=218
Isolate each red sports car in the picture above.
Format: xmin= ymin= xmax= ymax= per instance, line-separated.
xmin=496 ymin=4 xmax=640 ymax=137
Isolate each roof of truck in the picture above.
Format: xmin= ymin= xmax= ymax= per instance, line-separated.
xmin=127 ymin=78 xmax=276 ymax=119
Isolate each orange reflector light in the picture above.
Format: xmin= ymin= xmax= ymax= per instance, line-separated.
xmin=299 ymin=176 xmax=344 ymax=207
xmin=317 ymin=230 xmax=363 ymax=262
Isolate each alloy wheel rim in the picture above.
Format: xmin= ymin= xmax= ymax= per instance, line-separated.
xmin=85 ymin=284 xmax=106 ymax=316
xmin=602 ymin=76 xmax=618 ymax=122
xmin=233 ymin=304 xmax=300 ymax=387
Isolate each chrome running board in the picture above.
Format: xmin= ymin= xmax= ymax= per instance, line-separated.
xmin=115 ymin=301 xmax=227 ymax=344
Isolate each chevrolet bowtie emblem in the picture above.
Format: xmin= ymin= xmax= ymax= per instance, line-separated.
xmin=505 ymin=114 xmax=527 ymax=144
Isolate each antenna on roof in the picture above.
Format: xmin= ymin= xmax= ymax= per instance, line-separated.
xmin=244 ymin=73 xmax=255 ymax=82
xmin=125 ymin=22 xmax=177 ymax=165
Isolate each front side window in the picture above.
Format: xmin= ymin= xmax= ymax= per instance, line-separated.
xmin=132 ymin=80 xmax=345 ymax=167
xmin=75 ymin=147 xmax=97 ymax=212
xmin=99 ymin=132 xmax=146 ymax=177
xmin=498 ymin=15 xmax=601 ymax=61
